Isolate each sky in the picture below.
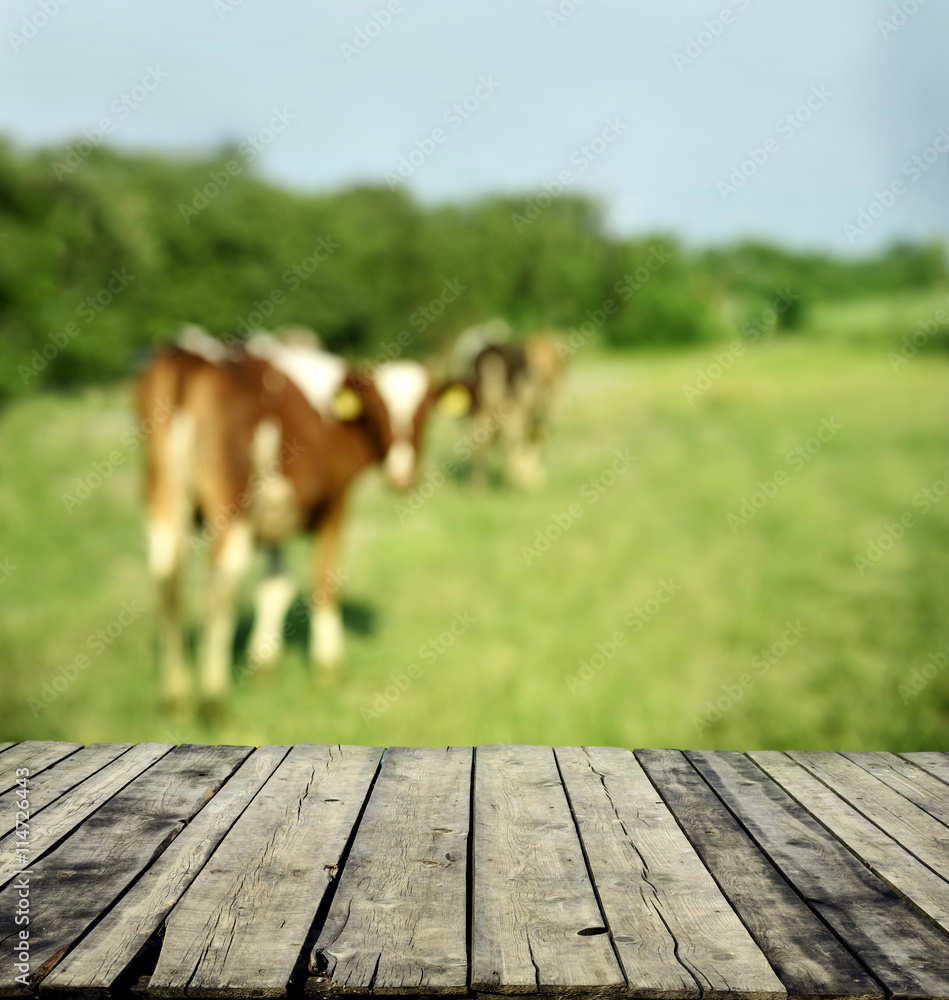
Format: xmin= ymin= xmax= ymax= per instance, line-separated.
xmin=1 ymin=0 xmax=947 ymax=255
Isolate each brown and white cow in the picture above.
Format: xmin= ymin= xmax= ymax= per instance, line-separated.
xmin=454 ymin=329 xmax=564 ymax=490
xmin=137 ymin=330 xmax=444 ymax=707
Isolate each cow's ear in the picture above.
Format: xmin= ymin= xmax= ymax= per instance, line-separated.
xmin=331 ymin=385 xmax=364 ymax=421
xmin=436 ymin=382 xmax=472 ymax=418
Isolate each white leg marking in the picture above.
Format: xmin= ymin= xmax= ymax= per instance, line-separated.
xmin=313 ymin=603 xmax=344 ymax=670
xmin=147 ymin=521 xmax=179 ymax=580
xmin=248 ymin=574 xmax=296 ymax=670
xmin=200 ymin=520 xmax=254 ymax=700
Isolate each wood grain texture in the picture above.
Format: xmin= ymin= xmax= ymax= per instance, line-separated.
xmin=149 ymin=743 xmax=382 ymax=998
xmin=471 ymin=744 xmax=624 ymax=997
xmin=311 ymin=746 xmax=470 ymax=995
xmin=558 ymin=746 xmax=784 ymax=1000
xmin=43 ymin=745 xmax=291 ymax=995
xmin=751 ymin=751 xmax=949 ymax=935
xmin=0 ymin=740 xmax=81 ymax=794
xmin=900 ymin=752 xmax=949 ymax=786
xmin=0 ymin=743 xmax=249 ymax=994
xmin=636 ymin=750 xmax=879 ymax=1000
xmin=843 ymin=752 xmax=949 ymax=827
xmin=787 ymin=751 xmax=949 ymax=882
xmin=687 ymin=750 xmax=949 ymax=1000
xmin=0 ymin=741 xmax=173 ymax=889
xmin=0 ymin=742 xmax=131 ymax=840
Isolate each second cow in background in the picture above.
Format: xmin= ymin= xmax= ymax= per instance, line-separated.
xmin=452 ymin=322 xmax=565 ymax=490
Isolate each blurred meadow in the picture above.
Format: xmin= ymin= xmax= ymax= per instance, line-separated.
xmin=0 ymin=150 xmax=947 ymax=751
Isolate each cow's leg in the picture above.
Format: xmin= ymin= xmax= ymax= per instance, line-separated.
xmin=199 ymin=518 xmax=254 ymax=702
xmin=469 ymin=410 xmax=493 ymax=487
xmin=311 ymin=500 xmax=346 ymax=670
xmin=502 ymin=384 xmax=544 ymax=490
xmin=145 ymin=411 xmax=194 ymax=710
xmin=149 ymin=528 xmax=190 ymax=710
xmin=247 ymin=546 xmax=296 ymax=671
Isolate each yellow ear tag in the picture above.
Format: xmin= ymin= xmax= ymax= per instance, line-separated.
xmin=438 ymin=384 xmax=471 ymax=418
xmin=331 ymin=386 xmax=363 ymax=421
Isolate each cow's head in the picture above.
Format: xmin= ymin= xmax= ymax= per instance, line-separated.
xmin=370 ymin=361 xmax=472 ymax=489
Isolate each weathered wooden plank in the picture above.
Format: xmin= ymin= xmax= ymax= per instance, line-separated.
xmin=0 ymin=743 xmax=14 ymax=755
xmin=900 ymin=752 xmax=949 ymax=786
xmin=149 ymin=743 xmax=383 ymax=998
xmin=687 ymin=750 xmax=949 ymax=1000
xmin=0 ymin=742 xmax=131 ymax=840
xmin=751 ymin=751 xmax=949 ymax=935
xmin=0 ymin=741 xmax=82 ymax=794
xmin=0 ymin=742 xmax=172 ymax=889
xmin=42 ymin=745 xmax=291 ymax=996
xmin=558 ymin=747 xmax=784 ymax=1000
xmin=787 ymin=752 xmax=949 ymax=882
xmin=844 ymin=752 xmax=949 ymax=827
xmin=311 ymin=746 xmax=470 ymax=995
xmin=471 ymin=744 xmax=624 ymax=997
xmin=636 ymin=750 xmax=879 ymax=1000
xmin=0 ymin=743 xmax=249 ymax=995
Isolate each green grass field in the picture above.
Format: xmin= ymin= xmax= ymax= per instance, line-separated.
xmin=2 ymin=336 xmax=949 ymax=751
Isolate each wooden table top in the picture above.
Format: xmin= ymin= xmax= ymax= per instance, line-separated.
xmin=1 ymin=742 xmax=948 ymax=999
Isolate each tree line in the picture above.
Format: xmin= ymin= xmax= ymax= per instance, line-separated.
xmin=0 ymin=138 xmax=944 ymax=402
